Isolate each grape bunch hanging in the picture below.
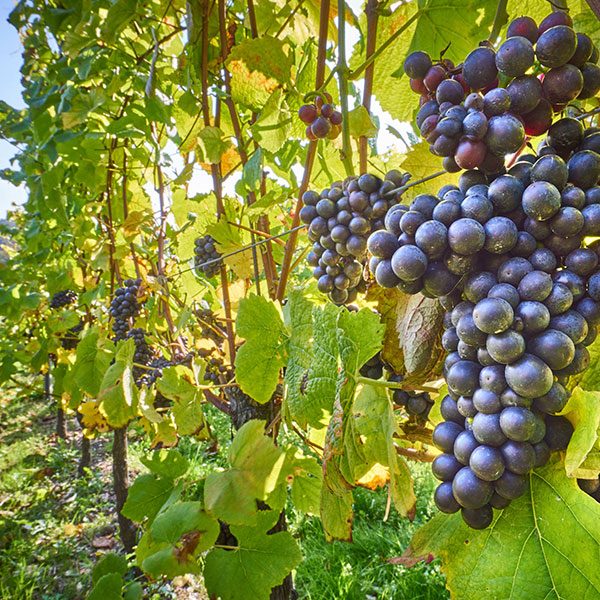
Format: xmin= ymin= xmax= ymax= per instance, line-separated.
xmin=302 ymin=169 xmax=410 ymax=304
xmin=60 ymin=320 xmax=83 ymax=350
xmin=49 ymin=289 xmax=78 ymax=309
xmin=404 ymin=11 xmax=600 ymax=173
xmin=194 ymin=234 xmax=222 ymax=278
xmin=360 ymin=352 xmax=433 ymax=419
xmin=298 ymin=93 xmax=343 ymax=141
xmin=109 ymin=279 xmax=142 ymax=340
xmin=369 ymin=124 xmax=600 ymax=527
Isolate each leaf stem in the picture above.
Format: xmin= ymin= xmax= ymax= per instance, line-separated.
xmin=337 ymin=0 xmax=354 ymax=177
xmin=349 ymin=10 xmax=421 ymax=81
xmin=488 ymin=0 xmax=509 ymax=43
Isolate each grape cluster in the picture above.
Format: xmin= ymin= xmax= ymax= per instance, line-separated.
xmin=126 ymin=328 xmax=155 ymax=381
xmin=194 ymin=235 xmax=222 ymax=278
xmin=60 ymin=321 xmax=83 ymax=350
xmin=50 ymin=289 xmax=78 ymax=309
xmin=360 ymin=352 xmax=434 ymax=419
xmin=196 ymin=307 xmax=226 ymax=346
xmin=137 ymin=355 xmax=173 ymax=388
xmin=200 ymin=349 xmax=232 ymax=384
xmin=393 ymin=384 xmax=434 ymax=420
xmin=302 ymin=170 xmax=410 ymax=304
xmin=404 ymin=11 xmax=600 ymax=173
xmin=298 ymin=93 xmax=342 ymax=141
xmin=370 ymin=145 xmax=600 ymax=527
xmin=578 ymin=476 xmax=600 ymax=502
xmin=109 ymin=279 xmax=142 ymax=340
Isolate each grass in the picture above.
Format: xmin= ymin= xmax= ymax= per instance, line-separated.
xmin=0 ymin=388 xmax=449 ymax=600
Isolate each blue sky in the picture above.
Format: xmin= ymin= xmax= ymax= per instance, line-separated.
xmin=0 ymin=0 xmax=27 ymax=217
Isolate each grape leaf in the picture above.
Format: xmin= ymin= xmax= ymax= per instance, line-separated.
xmin=399 ymin=293 xmax=445 ymax=380
xmin=204 ymin=512 xmax=302 ymax=600
xmin=87 ymin=573 xmax=123 ymax=600
xmin=348 ymin=105 xmax=378 ymax=138
xmin=354 ymin=384 xmax=416 ymax=516
xmin=289 ymin=451 xmax=322 ymax=516
xmin=226 ymin=37 xmax=292 ymax=111
xmin=367 ymin=282 xmax=413 ymax=370
xmin=91 ymin=553 xmax=127 ymax=585
xmin=204 ymin=420 xmax=289 ymax=525
xmin=68 ymin=328 xmax=113 ymax=398
xmin=235 ymin=295 xmax=287 ymax=404
xmin=122 ymin=474 xmax=179 ymax=524
xmin=138 ymin=502 xmax=219 ymax=579
xmin=399 ymin=142 xmax=458 ymax=201
xmin=558 ymin=387 xmax=600 ymax=478
xmin=320 ymin=485 xmax=354 ymax=543
xmin=140 ymin=449 xmax=189 ymax=479
xmin=411 ymin=455 xmax=600 ymax=600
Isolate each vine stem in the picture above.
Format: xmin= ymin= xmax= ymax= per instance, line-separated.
xmin=395 ymin=445 xmax=436 ymax=463
xmin=359 ymin=0 xmax=379 ymax=174
xmin=349 ymin=10 xmax=421 ymax=81
xmin=487 ymin=0 xmax=509 ymax=43
xmin=275 ymin=0 xmax=330 ymax=302
xmin=337 ymin=0 xmax=354 ymax=177
xmin=356 ymin=376 xmax=404 ymax=389
xmin=382 ymin=170 xmax=446 ymax=198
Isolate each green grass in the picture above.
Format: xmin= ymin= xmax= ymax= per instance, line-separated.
xmin=0 ymin=389 xmax=449 ymax=599
xmin=290 ymin=465 xmax=449 ymax=600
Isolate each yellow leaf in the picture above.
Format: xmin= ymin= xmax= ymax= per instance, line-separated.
xmin=357 ymin=463 xmax=390 ymax=490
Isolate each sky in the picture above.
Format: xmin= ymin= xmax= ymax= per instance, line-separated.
xmin=0 ymin=0 xmax=408 ymax=218
xmin=0 ymin=0 xmax=27 ymax=216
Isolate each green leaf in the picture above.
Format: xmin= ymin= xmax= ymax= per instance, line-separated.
xmin=399 ymin=142 xmax=458 ymax=201
xmin=69 ymin=329 xmax=113 ymax=398
xmin=123 ymin=582 xmax=142 ymax=600
xmin=204 ymin=420 xmax=288 ymax=524
xmin=198 ymin=127 xmax=231 ymax=164
xmin=98 ymin=357 xmax=137 ymax=428
xmin=122 ymin=474 xmax=177 ymax=524
xmin=101 ymin=0 xmax=138 ymax=45
xmin=320 ymin=486 xmax=353 ymax=542
xmin=156 ymin=366 xmax=208 ymax=437
xmin=559 ymin=387 xmax=600 ymax=478
xmin=91 ymin=553 xmax=127 ymax=585
xmin=139 ymin=502 xmax=219 ymax=579
xmin=289 ymin=452 xmax=322 ymax=516
xmin=365 ymin=285 xmax=411 ymax=374
xmin=302 ymin=303 xmax=341 ymax=427
xmin=87 ymin=573 xmax=123 ymax=600
xmin=249 ymin=90 xmax=293 ymax=153
xmin=204 ymin=516 xmax=302 ymax=600
xmin=235 ymin=295 xmax=287 ymax=404
xmin=347 ymin=105 xmax=378 ymax=138
xmin=354 ymin=384 xmax=415 ymax=516
xmin=411 ymin=455 xmax=600 ymax=600
xmin=140 ymin=449 xmax=189 ymax=479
